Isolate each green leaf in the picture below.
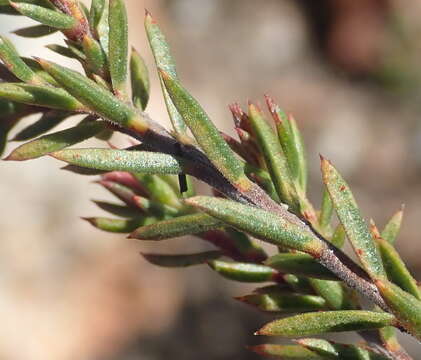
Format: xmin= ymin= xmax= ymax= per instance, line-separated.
xmin=265 ymin=253 xmax=338 ymax=281
xmin=92 ymin=200 xmax=140 ymax=218
xmin=141 ymin=250 xmax=221 ymax=267
xmin=130 ymin=47 xmax=149 ymax=110
xmin=145 ymin=11 xmax=187 ymax=135
xmin=296 ymin=338 xmax=389 ymax=360
xmin=12 ymin=110 xmax=70 ymax=141
xmin=266 ymin=95 xmax=307 ymax=191
xmin=46 ymin=43 xmax=81 ymax=60
xmin=237 ymin=289 xmax=326 ymax=313
xmin=309 ymin=279 xmax=355 ymax=310
xmin=160 ymin=70 xmax=249 ymax=187
xmin=62 ymin=164 xmax=106 ymax=175
xmin=0 ymin=82 xmax=85 ymax=111
xmin=96 ymin=0 xmax=109 ymax=56
xmin=50 ymin=148 xmax=186 ymax=175
xmin=284 ymin=274 xmax=314 ymax=294
xmin=5 ymin=121 xmax=106 ymax=160
xmin=0 ymin=36 xmax=44 ymax=84
xmin=132 ymin=195 xmax=179 ymax=217
xmin=82 ymin=35 xmax=107 ymax=77
xmin=319 ymin=189 xmax=333 ymax=232
xmin=321 ymin=157 xmax=386 ymax=280
xmin=225 ymin=228 xmax=267 ymax=263
xmin=128 ymin=213 xmax=222 ymax=240
xmin=248 ymin=103 xmax=299 ymax=211
xmin=89 ymin=0 xmax=105 ymax=33
xmin=185 ymin=196 xmax=326 ymax=256
xmin=83 ymin=216 xmax=156 ymax=233
xmin=256 ymin=310 xmax=395 ymax=337
xmin=108 ymin=0 xmax=128 ymax=98
xmin=381 ymin=207 xmax=404 ymax=244
xmin=250 ymin=344 xmax=323 ymax=359
xmin=134 ymin=173 xmax=182 ymax=209
xmin=330 ymin=224 xmax=346 ymax=248
xmin=208 ymin=260 xmax=279 ymax=283
xmin=10 ymin=2 xmax=76 ymax=29
xmin=37 ymin=59 xmax=148 ymax=133
xmin=376 ymin=278 xmax=421 ymax=339
xmin=374 ymin=236 xmax=421 ymax=300
xmin=21 ymin=57 xmax=59 ymax=85
xmin=13 ymin=24 xmax=57 ymax=38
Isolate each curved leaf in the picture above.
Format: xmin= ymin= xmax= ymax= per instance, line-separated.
xmin=141 ymin=250 xmax=221 ymax=267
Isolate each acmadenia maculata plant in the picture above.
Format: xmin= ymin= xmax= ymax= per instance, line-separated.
xmin=1 ymin=1 xmax=420 ymax=359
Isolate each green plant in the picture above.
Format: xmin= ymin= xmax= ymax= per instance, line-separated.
xmin=0 ymin=1 xmax=419 ymax=359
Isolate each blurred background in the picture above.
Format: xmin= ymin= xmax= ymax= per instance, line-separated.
xmin=2 ymin=0 xmax=421 ymax=359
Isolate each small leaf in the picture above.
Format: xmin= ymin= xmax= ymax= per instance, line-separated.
xmin=13 ymin=24 xmax=57 ymax=38
xmin=96 ymin=0 xmax=109 ymax=56
xmin=5 ymin=121 xmax=106 ymax=160
xmin=248 ymin=103 xmax=299 ymax=211
xmin=160 ymin=70 xmax=249 ymax=188
xmin=89 ymin=0 xmax=105 ymax=33
xmin=266 ymin=95 xmax=307 ymax=191
xmin=130 ymin=47 xmax=149 ymax=110
xmin=225 ymin=228 xmax=267 ymax=263
xmin=128 ymin=213 xmax=222 ymax=240
xmin=92 ymin=200 xmax=140 ymax=218
xmin=284 ymin=274 xmax=314 ymax=294
xmin=37 ymin=59 xmax=148 ymax=132
xmin=249 ymin=344 xmax=322 ymax=359
xmin=265 ymin=253 xmax=338 ymax=281
xmin=381 ymin=207 xmax=404 ymax=244
xmin=21 ymin=57 xmax=59 ymax=85
xmin=208 ymin=260 xmax=280 ymax=283
xmin=10 ymin=2 xmax=76 ymax=29
xmin=51 ymin=148 xmax=186 ymax=175
xmin=321 ymin=157 xmax=386 ymax=280
xmin=83 ymin=216 xmax=156 ymax=233
xmin=141 ymin=250 xmax=221 ymax=267
xmin=46 ymin=43 xmax=81 ymax=59
xmin=185 ymin=196 xmax=326 ymax=256
xmin=132 ymin=196 xmax=179 ymax=217
xmin=0 ymin=82 xmax=84 ymax=110
xmin=296 ymin=338 xmax=389 ymax=360
xmin=82 ymin=35 xmax=107 ymax=77
xmin=373 ymin=233 xmax=421 ymax=300
xmin=145 ymin=11 xmax=187 ymax=135
xmin=330 ymin=224 xmax=346 ymax=249
xmin=256 ymin=310 xmax=395 ymax=337
xmin=108 ymin=0 xmax=128 ymax=98
xmin=309 ymin=279 xmax=355 ymax=310
xmin=12 ymin=110 xmax=70 ymax=141
xmin=0 ymin=36 xmax=44 ymax=84
xmin=237 ymin=290 xmax=326 ymax=313
xmin=376 ymin=278 xmax=421 ymax=339
xmin=319 ymin=189 xmax=333 ymax=232
xmin=134 ymin=173 xmax=182 ymax=209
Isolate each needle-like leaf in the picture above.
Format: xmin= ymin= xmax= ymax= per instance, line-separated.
xmin=208 ymin=260 xmax=280 ymax=283
xmin=10 ymin=2 xmax=76 ymax=29
xmin=256 ymin=310 xmax=396 ymax=337
xmin=141 ymin=250 xmax=221 ymax=267
xmin=108 ymin=0 xmax=128 ymax=98
xmin=5 ymin=121 xmax=105 ymax=160
xmin=321 ymin=157 xmax=386 ymax=280
xmin=50 ymin=148 xmax=186 ymax=174
xmin=185 ymin=196 xmax=325 ymax=256
xmin=128 ymin=213 xmax=222 ymax=240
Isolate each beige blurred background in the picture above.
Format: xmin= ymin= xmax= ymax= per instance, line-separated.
xmin=2 ymin=0 xmax=421 ymax=359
